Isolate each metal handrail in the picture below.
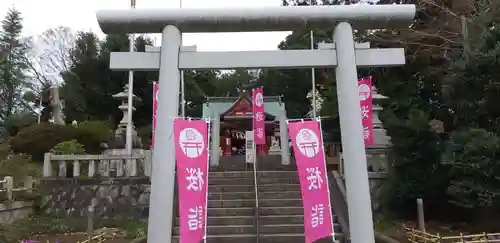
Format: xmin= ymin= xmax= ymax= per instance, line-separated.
xmin=252 ymin=151 xmax=260 ymax=243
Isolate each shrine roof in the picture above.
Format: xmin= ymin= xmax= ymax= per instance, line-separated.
xmin=206 ymin=96 xmax=282 ymax=103
xmin=203 ymin=94 xmax=285 ymax=119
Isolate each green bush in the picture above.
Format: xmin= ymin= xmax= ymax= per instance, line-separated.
xmin=0 ymin=143 xmax=40 ymax=186
xmin=443 ymin=129 xmax=500 ymax=211
xmin=77 ymin=120 xmax=113 ymax=143
xmin=0 ymin=143 xmax=42 ymax=203
xmin=10 ymin=123 xmax=102 ymax=161
xmin=52 ymin=140 xmax=85 ymax=155
xmin=2 ymin=112 xmax=38 ymax=137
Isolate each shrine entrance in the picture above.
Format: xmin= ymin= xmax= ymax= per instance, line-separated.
xmin=98 ymin=4 xmax=415 ymax=243
xmin=203 ymin=93 xmax=286 ymax=157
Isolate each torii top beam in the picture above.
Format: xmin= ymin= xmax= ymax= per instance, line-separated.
xmin=96 ymin=5 xmax=416 ymax=34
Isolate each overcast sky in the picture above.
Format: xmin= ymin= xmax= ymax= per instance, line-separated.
xmin=0 ymin=0 xmax=292 ymax=51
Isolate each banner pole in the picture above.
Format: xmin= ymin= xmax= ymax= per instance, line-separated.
xmin=251 ymin=88 xmax=260 ymax=243
xmin=317 ymin=117 xmax=336 ymax=242
xmin=204 ymin=118 xmax=211 ymax=243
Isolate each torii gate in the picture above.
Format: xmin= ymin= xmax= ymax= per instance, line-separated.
xmin=96 ymin=5 xmax=415 ymax=243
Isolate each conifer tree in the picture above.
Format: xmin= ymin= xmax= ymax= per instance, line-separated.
xmin=0 ymin=8 xmax=29 ymax=120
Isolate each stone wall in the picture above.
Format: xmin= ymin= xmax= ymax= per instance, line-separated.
xmin=0 ymin=201 xmax=33 ymax=224
xmin=40 ymin=177 xmax=150 ymax=219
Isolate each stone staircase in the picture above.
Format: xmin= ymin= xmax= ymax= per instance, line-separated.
xmin=257 ymin=171 xmax=343 ymax=243
xmin=173 ymin=167 xmax=343 ymax=242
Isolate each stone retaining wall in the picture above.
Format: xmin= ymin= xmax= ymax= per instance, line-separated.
xmin=0 ymin=201 xmax=33 ymax=224
xmin=40 ymin=177 xmax=150 ymax=219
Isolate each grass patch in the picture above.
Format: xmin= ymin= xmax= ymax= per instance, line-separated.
xmin=0 ymin=215 xmax=147 ymax=242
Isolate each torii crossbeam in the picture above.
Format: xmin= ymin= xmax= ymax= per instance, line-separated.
xmin=96 ymin=5 xmax=415 ymax=243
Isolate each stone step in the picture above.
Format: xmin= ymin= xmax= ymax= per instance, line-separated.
xmin=207 ymin=199 xmax=255 ymax=208
xmin=260 ymin=215 xmax=342 ymax=231
xmin=208 ymin=192 xmax=255 ymax=200
xmin=175 ymin=216 xmax=254 ymax=226
xmin=260 ymin=206 xmax=304 ymax=216
xmin=259 ymin=208 xmax=338 ymax=223
xmin=260 ymin=199 xmax=302 ymax=207
xmin=207 ymin=177 xmax=300 ymax=185
xmin=258 ymin=171 xmax=298 ymax=178
xmin=211 ymin=156 xmax=298 ymax=172
xmin=208 ymin=191 xmax=301 ymax=200
xmin=260 ymin=215 xmax=303 ymax=225
xmin=174 ymin=215 xmax=340 ymax=227
xmin=208 ymin=185 xmax=254 ymax=193
xmin=259 ymin=177 xmax=299 ymax=184
xmin=174 ymin=225 xmax=255 ymax=235
xmin=208 ymin=178 xmax=255 ymax=185
xmin=261 ymin=224 xmax=342 ymax=234
xmin=172 ymin=224 xmax=342 ymax=236
xmin=207 ymin=199 xmax=302 ymax=208
xmin=208 ymin=184 xmax=301 ymax=193
xmin=172 ymin=233 xmax=342 ymax=243
xmin=208 ymin=207 xmax=254 ymax=217
xmin=260 ymin=191 xmax=301 ymax=199
xmin=207 ymin=207 xmax=335 ymax=218
xmin=258 ymin=184 xmax=300 ymax=192
xmin=208 ymin=171 xmax=298 ymax=179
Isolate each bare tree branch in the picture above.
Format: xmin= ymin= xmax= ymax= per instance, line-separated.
xmin=26 ymin=26 xmax=76 ymax=92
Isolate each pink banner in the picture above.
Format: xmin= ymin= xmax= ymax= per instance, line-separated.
xmin=152 ymin=82 xmax=159 ymax=148
xmin=253 ymin=87 xmax=266 ymax=145
xmin=358 ymin=77 xmax=374 ymax=146
xmin=174 ymin=119 xmax=209 ymax=243
xmin=288 ymin=120 xmax=334 ymax=243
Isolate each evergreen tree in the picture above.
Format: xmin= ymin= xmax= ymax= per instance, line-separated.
xmin=0 ymin=8 xmax=30 ymax=120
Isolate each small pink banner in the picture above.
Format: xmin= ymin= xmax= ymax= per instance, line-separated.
xmin=253 ymin=87 xmax=266 ymax=145
xmin=174 ymin=119 xmax=209 ymax=243
xmin=152 ymin=82 xmax=159 ymax=148
xmin=359 ymin=76 xmax=374 ymax=146
xmin=288 ymin=120 xmax=334 ymax=243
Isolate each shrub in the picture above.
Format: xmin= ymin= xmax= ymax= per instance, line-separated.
xmin=2 ymin=112 xmax=38 ymax=137
xmin=77 ymin=120 xmax=113 ymax=143
xmin=52 ymin=140 xmax=85 ymax=155
xmin=443 ymin=129 xmax=500 ymax=211
xmin=0 ymin=143 xmax=40 ymax=183
xmin=10 ymin=123 xmax=73 ymax=161
xmin=10 ymin=123 xmax=102 ymax=161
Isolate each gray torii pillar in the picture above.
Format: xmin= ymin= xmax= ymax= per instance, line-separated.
xmin=147 ymin=25 xmax=181 ymax=242
xmin=334 ymin=22 xmax=375 ymax=243
xmin=279 ymin=111 xmax=290 ymax=165
xmin=210 ymin=110 xmax=220 ymax=166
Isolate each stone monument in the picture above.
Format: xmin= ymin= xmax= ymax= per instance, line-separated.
xmin=102 ymin=84 xmax=144 ymax=176
xmin=366 ymin=86 xmax=390 ymax=173
xmin=111 ymin=84 xmax=142 ymax=149
xmin=268 ymin=133 xmax=281 ymax=155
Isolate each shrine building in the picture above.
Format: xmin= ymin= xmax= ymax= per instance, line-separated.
xmin=203 ymin=92 xmax=290 ymax=166
xmin=204 ymin=88 xmax=391 ymax=174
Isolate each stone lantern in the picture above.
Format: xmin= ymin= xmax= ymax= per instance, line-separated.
xmin=366 ymin=86 xmax=390 ymax=173
xmin=110 ymin=84 xmax=142 ymax=149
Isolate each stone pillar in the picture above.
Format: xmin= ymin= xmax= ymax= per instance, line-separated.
xmin=147 ymin=25 xmax=181 ymax=243
xmin=334 ymin=22 xmax=375 ymax=243
xmin=279 ymin=113 xmax=290 ymax=165
xmin=50 ymin=86 xmax=65 ymax=125
xmin=210 ymin=111 xmax=220 ymax=166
